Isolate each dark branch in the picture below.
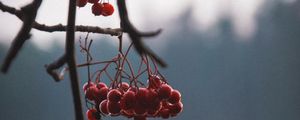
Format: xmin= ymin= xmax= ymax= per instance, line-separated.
xmin=1 ymin=0 xmax=42 ymax=73
xmin=33 ymin=22 xmax=122 ymax=36
xmin=45 ymin=54 xmax=66 ymax=82
xmin=65 ymin=0 xmax=84 ymax=120
xmin=0 ymin=1 xmax=122 ymax=36
xmin=117 ymin=0 xmax=167 ymax=67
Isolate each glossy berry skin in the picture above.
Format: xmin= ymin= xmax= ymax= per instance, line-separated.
xmin=158 ymin=84 xmax=173 ymax=100
xmin=119 ymin=82 xmax=130 ymax=91
xmin=169 ymin=102 xmax=183 ymax=115
xmin=88 ymin=0 xmax=99 ymax=3
xmin=160 ymin=108 xmax=170 ymax=119
xmin=120 ymin=91 xmax=136 ymax=110
xmin=101 ymin=3 xmax=114 ymax=16
xmin=107 ymin=101 xmax=121 ymax=115
xmin=96 ymin=82 xmax=107 ymax=89
xmin=77 ymin=0 xmax=88 ymax=7
xmin=85 ymin=86 xmax=98 ymax=101
xmin=148 ymin=75 xmax=162 ymax=89
xmin=83 ymin=82 xmax=96 ymax=92
xmin=97 ymin=87 xmax=109 ymax=100
xmin=107 ymin=89 xmax=122 ymax=102
xmin=168 ymin=90 xmax=181 ymax=104
xmin=99 ymin=100 xmax=109 ymax=115
xmin=92 ymin=3 xmax=103 ymax=16
xmin=86 ymin=109 xmax=99 ymax=120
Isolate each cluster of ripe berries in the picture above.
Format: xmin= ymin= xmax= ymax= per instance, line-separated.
xmin=77 ymin=0 xmax=114 ymax=16
xmin=84 ymin=75 xmax=183 ymax=120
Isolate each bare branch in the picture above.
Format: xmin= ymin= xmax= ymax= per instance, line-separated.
xmin=0 ymin=1 xmax=122 ymax=36
xmin=45 ymin=54 xmax=66 ymax=82
xmin=65 ymin=0 xmax=84 ymax=120
xmin=116 ymin=0 xmax=167 ymax=67
xmin=33 ymin=22 xmax=122 ymax=36
xmin=1 ymin=0 xmax=42 ymax=73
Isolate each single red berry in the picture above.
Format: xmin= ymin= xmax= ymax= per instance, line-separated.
xmin=99 ymin=100 xmax=109 ymax=115
xmin=101 ymin=3 xmax=114 ymax=16
xmin=120 ymin=91 xmax=136 ymax=110
xmin=119 ymin=82 xmax=130 ymax=91
xmin=97 ymin=87 xmax=109 ymax=100
xmin=168 ymin=89 xmax=181 ymax=104
xmin=83 ymin=82 xmax=96 ymax=92
xmin=107 ymin=101 xmax=121 ymax=115
xmin=148 ymin=75 xmax=162 ymax=89
xmin=85 ymin=86 xmax=98 ymax=101
xmin=86 ymin=109 xmax=99 ymax=120
xmin=169 ymin=102 xmax=183 ymax=115
xmin=92 ymin=3 xmax=103 ymax=16
xmin=136 ymin=88 xmax=149 ymax=102
xmin=158 ymin=84 xmax=173 ymax=99
xmin=107 ymin=89 xmax=122 ymax=102
xmin=160 ymin=108 xmax=170 ymax=119
xmin=134 ymin=102 xmax=147 ymax=116
xmin=77 ymin=0 xmax=88 ymax=7
xmin=88 ymin=0 xmax=99 ymax=4
xmin=96 ymin=82 xmax=107 ymax=89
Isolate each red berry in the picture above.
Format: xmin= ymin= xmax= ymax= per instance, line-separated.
xmin=134 ymin=102 xmax=147 ymax=116
xmin=88 ymin=0 xmax=99 ymax=3
xmin=136 ymin=88 xmax=149 ymax=102
xmin=158 ymin=84 xmax=173 ymax=99
xmin=96 ymin=82 xmax=107 ymax=89
xmin=107 ymin=101 xmax=121 ymax=115
xmin=99 ymin=100 xmax=109 ymax=115
xmin=168 ymin=90 xmax=181 ymax=104
xmin=92 ymin=3 xmax=103 ymax=16
xmin=97 ymin=87 xmax=109 ymax=100
xmin=169 ymin=102 xmax=183 ymax=115
xmin=148 ymin=75 xmax=162 ymax=89
xmin=86 ymin=109 xmax=99 ymax=120
xmin=101 ymin=3 xmax=114 ymax=16
xmin=120 ymin=91 xmax=136 ymax=110
xmin=85 ymin=86 xmax=98 ymax=101
xmin=77 ymin=0 xmax=88 ymax=7
xmin=119 ymin=82 xmax=130 ymax=91
xmin=83 ymin=82 xmax=96 ymax=92
xmin=160 ymin=108 xmax=170 ymax=119
xmin=107 ymin=89 xmax=122 ymax=102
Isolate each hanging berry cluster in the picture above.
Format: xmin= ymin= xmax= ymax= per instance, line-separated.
xmin=78 ymin=34 xmax=183 ymax=120
xmin=77 ymin=0 xmax=114 ymax=16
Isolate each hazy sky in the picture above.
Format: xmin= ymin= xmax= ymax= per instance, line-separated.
xmin=0 ymin=0 xmax=296 ymax=50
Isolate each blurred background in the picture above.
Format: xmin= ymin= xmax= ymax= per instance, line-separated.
xmin=1 ymin=0 xmax=300 ymax=120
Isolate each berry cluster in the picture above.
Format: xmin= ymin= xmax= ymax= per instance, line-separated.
xmin=77 ymin=0 xmax=114 ymax=16
xmin=83 ymin=75 xmax=183 ymax=120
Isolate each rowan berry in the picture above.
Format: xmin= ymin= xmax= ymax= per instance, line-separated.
xmin=77 ymin=0 xmax=88 ymax=7
xmin=158 ymin=84 xmax=173 ymax=99
xmin=107 ymin=89 xmax=122 ymax=102
xmin=86 ymin=109 xmax=99 ymax=120
xmin=92 ymin=3 xmax=103 ymax=16
xmin=159 ymin=108 xmax=170 ymax=119
xmin=120 ymin=91 xmax=136 ymax=110
xmin=101 ymin=3 xmax=114 ymax=16
xmin=168 ymin=89 xmax=181 ymax=104
xmin=99 ymin=100 xmax=109 ymax=115
xmin=107 ymin=101 xmax=121 ymax=115
xmin=85 ymin=86 xmax=98 ymax=101
xmin=83 ymin=82 xmax=96 ymax=92
xmin=169 ymin=102 xmax=183 ymax=115
xmin=96 ymin=82 xmax=107 ymax=89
